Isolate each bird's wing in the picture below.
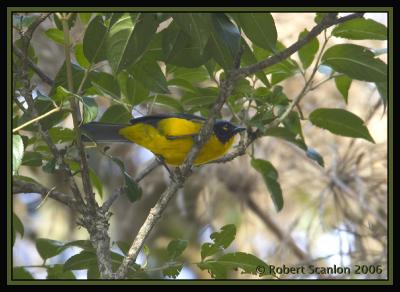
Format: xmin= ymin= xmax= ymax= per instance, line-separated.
xmin=157 ymin=117 xmax=204 ymax=139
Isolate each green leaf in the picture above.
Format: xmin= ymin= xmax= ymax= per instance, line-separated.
xmin=36 ymin=238 xmax=65 ymax=261
xmin=207 ymin=13 xmax=241 ymax=70
xmin=298 ymin=29 xmax=319 ymax=69
xmin=54 ymin=13 xmax=77 ymax=30
xmin=234 ymin=13 xmax=277 ymax=52
xmin=309 ymin=108 xmax=375 ymax=143
xmin=118 ymin=72 xmax=149 ymax=105
xmin=13 ymin=212 xmax=24 ymax=245
xmin=163 ymin=264 xmax=183 ymax=279
xmin=52 ymin=62 xmax=92 ymax=94
xmin=106 ymin=13 xmax=159 ymax=73
xmin=306 ymin=148 xmax=325 ymax=167
xmin=332 ymin=18 xmax=387 ymax=40
xmin=123 ymin=172 xmax=142 ymax=202
xmin=44 ymin=28 xmax=65 ymax=45
xmin=321 ymin=44 xmax=387 ymax=82
xmin=201 ymin=224 xmax=236 ymax=260
xmin=335 ymin=75 xmax=352 ymax=103
xmin=251 ymin=159 xmax=283 ymax=212
xmin=13 ymin=267 xmax=34 ymax=279
xmin=83 ymin=15 xmax=108 ymax=64
xmin=168 ymin=65 xmax=210 ymax=85
xmin=64 ymin=250 xmax=97 ymax=270
xmin=116 ymin=241 xmax=130 ymax=256
xmin=100 ymin=104 xmax=131 ymax=124
xmin=130 ymin=57 xmax=169 ymax=94
xmin=167 ymin=239 xmax=188 ymax=260
xmin=13 ymin=135 xmax=24 ymax=175
xmin=81 ymin=96 xmax=98 ymax=124
xmin=74 ymin=44 xmax=90 ymax=69
xmin=264 ymin=127 xmax=307 ymax=151
xmin=153 ymin=95 xmax=183 ymax=112
xmin=62 ymin=240 xmax=94 ymax=252
xmin=265 ymin=42 xmax=298 ymax=85
xmin=241 ymin=41 xmax=270 ymax=87
xmin=47 ymin=264 xmax=76 ymax=279
xmin=21 ymin=151 xmax=43 ymax=167
xmin=376 ymin=81 xmax=387 ymax=110
xmin=314 ymin=13 xmax=327 ymax=24
xmin=210 ymin=224 xmax=236 ymax=249
xmin=171 ymin=13 xmax=211 ymax=53
xmin=48 ymin=127 xmax=76 ymax=144
xmin=162 ymin=22 xmax=210 ymax=68
xmin=198 ymin=252 xmax=269 ymax=279
xmin=79 ymin=13 xmax=92 ymax=25
xmin=91 ymin=71 xmax=121 ymax=100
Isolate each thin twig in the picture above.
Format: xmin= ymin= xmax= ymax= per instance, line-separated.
xmin=101 ymin=159 xmax=161 ymax=212
xmin=13 ymin=106 xmax=61 ymax=133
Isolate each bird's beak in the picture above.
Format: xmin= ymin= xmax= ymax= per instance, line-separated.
xmin=233 ymin=127 xmax=246 ymax=134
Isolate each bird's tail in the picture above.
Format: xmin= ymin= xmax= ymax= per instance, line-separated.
xmin=80 ymin=122 xmax=130 ymax=143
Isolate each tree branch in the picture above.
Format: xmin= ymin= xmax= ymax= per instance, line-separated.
xmin=13 ymin=178 xmax=78 ymax=211
xmin=234 ymin=13 xmax=364 ymax=79
xmin=13 ymin=45 xmax=55 ymax=86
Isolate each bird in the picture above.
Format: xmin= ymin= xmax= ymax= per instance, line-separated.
xmin=80 ymin=113 xmax=246 ymax=166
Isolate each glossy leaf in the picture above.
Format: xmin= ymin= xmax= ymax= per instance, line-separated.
xmin=241 ymin=41 xmax=270 ymax=87
xmin=44 ymin=28 xmax=64 ymax=45
xmin=207 ymin=13 xmax=241 ymax=70
xmin=118 ymin=72 xmax=149 ymax=105
xmin=74 ymin=44 xmax=90 ymax=69
xmin=64 ymin=250 xmax=97 ymax=270
xmin=162 ymin=22 xmax=210 ymax=68
xmin=91 ymin=71 xmax=121 ymax=100
xmin=36 ymin=238 xmax=65 ymax=260
xmin=130 ymin=57 xmax=169 ymax=94
xmin=298 ymin=29 xmax=319 ymax=69
xmin=106 ymin=13 xmax=159 ymax=73
xmin=251 ymin=158 xmax=283 ymax=212
xmin=335 ymin=75 xmax=352 ymax=103
xmin=83 ymin=15 xmax=108 ymax=64
xmin=13 ymin=135 xmax=24 ymax=175
xmin=171 ymin=13 xmax=211 ymax=53
xmin=376 ymin=81 xmax=387 ymax=110
xmin=332 ymin=18 xmax=387 ymax=40
xmin=154 ymin=95 xmax=183 ymax=112
xmin=234 ymin=13 xmax=277 ymax=52
xmin=321 ymin=44 xmax=387 ymax=82
xmin=52 ymin=62 xmax=92 ymax=94
xmin=100 ymin=104 xmax=131 ymax=124
xmin=79 ymin=13 xmax=92 ymax=25
xmin=309 ymin=108 xmax=375 ymax=143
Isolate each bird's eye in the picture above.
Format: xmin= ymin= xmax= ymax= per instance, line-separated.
xmin=223 ymin=125 xmax=228 ymax=131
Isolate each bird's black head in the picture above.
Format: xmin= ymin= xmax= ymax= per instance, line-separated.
xmin=213 ymin=120 xmax=246 ymax=144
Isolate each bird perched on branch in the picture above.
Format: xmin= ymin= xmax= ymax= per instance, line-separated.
xmin=81 ymin=113 xmax=246 ymax=166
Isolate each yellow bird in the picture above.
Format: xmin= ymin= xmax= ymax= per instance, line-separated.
xmin=81 ymin=113 xmax=246 ymax=166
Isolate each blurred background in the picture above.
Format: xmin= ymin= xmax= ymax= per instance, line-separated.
xmin=13 ymin=12 xmax=388 ymax=279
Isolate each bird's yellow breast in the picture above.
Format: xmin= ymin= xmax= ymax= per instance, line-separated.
xmin=118 ymin=118 xmax=234 ymax=166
